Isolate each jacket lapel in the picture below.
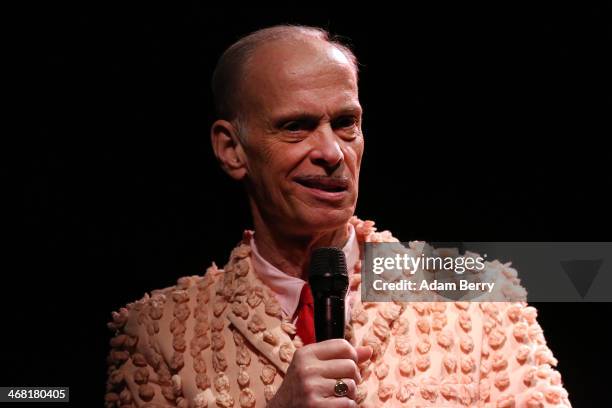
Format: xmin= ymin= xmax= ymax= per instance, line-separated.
xmin=222 ymin=225 xmax=371 ymax=376
xmin=223 ymin=250 xmax=295 ymax=375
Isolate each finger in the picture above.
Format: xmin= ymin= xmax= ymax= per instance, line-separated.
xmin=312 ymin=339 xmax=358 ymax=363
xmin=356 ymin=346 xmax=372 ymax=364
xmin=319 ymin=397 xmax=358 ymax=408
xmin=318 ymin=359 xmax=361 ymax=383
xmin=322 ymin=378 xmax=357 ymax=400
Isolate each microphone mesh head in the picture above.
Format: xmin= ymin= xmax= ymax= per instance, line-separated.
xmin=309 ymin=247 xmax=347 ymax=277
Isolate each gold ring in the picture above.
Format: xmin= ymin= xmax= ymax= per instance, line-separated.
xmin=334 ymin=379 xmax=349 ymax=397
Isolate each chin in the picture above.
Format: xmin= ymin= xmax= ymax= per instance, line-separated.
xmin=298 ymin=206 xmax=354 ymax=232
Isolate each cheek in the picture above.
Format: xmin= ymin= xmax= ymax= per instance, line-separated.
xmin=255 ymin=143 xmax=305 ymax=189
xmin=345 ymin=141 xmax=364 ymax=175
xmin=268 ymin=141 xmax=309 ymax=171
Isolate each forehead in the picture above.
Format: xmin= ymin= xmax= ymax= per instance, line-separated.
xmin=242 ymin=38 xmax=360 ymax=119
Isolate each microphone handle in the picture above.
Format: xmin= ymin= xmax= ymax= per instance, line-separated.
xmin=313 ymin=295 xmax=345 ymax=342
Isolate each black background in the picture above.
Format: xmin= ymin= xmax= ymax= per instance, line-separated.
xmin=11 ymin=3 xmax=610 ymax=406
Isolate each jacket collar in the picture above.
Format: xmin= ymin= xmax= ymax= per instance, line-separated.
xmin=248 ymin=223 xmax=359 ymax=319
xmin=224 ymin=217 xmax=385 ymax=375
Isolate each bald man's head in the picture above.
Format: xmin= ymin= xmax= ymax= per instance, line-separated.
xmin=209 ymin=25 xmax=363 ymax=234
xmin=211 ymin=25 xmax=359 ymax=131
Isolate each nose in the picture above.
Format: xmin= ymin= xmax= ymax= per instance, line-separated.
xmin=309 ymin=123 xmax=344 ymax=171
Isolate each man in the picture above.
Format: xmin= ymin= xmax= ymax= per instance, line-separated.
xmin=106 ymin=25 xmax=571 ymax=407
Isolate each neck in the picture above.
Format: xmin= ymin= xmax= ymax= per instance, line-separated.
xmin=251 ymin=213 xmax=350 ymax=280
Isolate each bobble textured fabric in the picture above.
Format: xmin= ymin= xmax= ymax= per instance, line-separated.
xmin=106 ymin=217 xmax=572 ymax=407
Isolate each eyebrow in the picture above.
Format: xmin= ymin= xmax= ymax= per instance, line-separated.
xmin=271 ymin=106 xmax=362 ymax=128
xmin=272 ymin=112 xmax=322 ymax=128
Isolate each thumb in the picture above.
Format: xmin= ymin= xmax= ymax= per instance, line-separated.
xmin=356 ymin=345 xmax=372 ymax=364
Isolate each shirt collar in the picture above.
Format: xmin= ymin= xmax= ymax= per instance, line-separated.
xmin=249 ymin=223 xmax=359 ymax=319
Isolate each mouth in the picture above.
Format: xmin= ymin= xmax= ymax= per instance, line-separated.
xmin=293 ymin=175 xmax=349 ymax=193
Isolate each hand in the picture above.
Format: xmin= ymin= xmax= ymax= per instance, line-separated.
xmin=267 ymin=339 xmax=372 ymax=408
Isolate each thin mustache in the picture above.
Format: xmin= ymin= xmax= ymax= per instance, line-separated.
xmin=293 ymin=175 xmax=350 ymax=189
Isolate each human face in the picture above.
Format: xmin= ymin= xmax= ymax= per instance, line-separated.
xmin=240 ymin=39 xmax=364 ymax=235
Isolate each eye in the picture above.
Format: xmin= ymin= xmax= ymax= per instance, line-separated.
xmin=332 ymin=115 xmax=358 ymax=130
xmin=283 ymin=121 xmax=306 ymax=132
xmin=282 ymin=118 xmax=318 ymax=133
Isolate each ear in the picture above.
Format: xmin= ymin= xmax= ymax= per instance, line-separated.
xmin=210 ymin=119 xmax=248 ymax=180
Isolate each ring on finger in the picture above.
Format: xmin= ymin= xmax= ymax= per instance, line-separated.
xmin=334 ymin=379 xmax=349 ymax=397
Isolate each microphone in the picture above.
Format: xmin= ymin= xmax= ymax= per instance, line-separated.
xmin=308 ymin=247 xmax=349 ymax=342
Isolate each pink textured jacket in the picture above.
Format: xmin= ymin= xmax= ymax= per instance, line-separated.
xmin=105 ymin=217 xmax=572 ymax=407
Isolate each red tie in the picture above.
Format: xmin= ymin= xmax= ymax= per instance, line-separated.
xmin=295 ymin=283 xmax=316 ymax=345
